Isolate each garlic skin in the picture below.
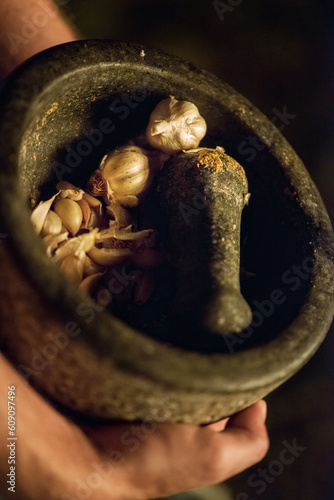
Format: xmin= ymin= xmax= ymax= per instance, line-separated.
xmin=53 ymin=229 xmax=98 ymax=263
xmin=145 ymin=97 xmax=207 ymax=154
xmin=99 ymin=145 xmax=151 ymax=199
xmin=43 ymin=232 xmax=69 ymax=257
xmin=31 ymin=192 xmax=59 ymax=234
xmin=56 ymin=181 xmax=84 ymax=201
xmin=96 ymin=225 xmax=153 ymax=243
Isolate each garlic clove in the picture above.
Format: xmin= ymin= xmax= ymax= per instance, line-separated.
xmin=145 ymin=97 xmax=207 ymax=154
xmin=40 ymin=210 xmax=63 ymax=237
xmin=83 ymin=192 xmax=104 ymax=228
xmin=79 ymin=273 xmax=104 ymax=295
xmin=42 ymin=232 xmax=69 ymax=257
xmin=31 ymin=192 xmax=59 ymax=234
xmin=76 ymin=198 xmax=91 ymax=228
xmin=87 ymin=246 xmax=132 ymax=266
xmin=53 ymin=229 xmax=98 ymax=263
xmin=83 ymin=255 xmax=105 ymax=277
xmin=59 ymin=255 xmax=84 ymax=285
xmin=54 ymin=198 xmax=83 ymax=235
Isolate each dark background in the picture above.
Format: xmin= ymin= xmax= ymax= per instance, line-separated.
xmin=61 ymin=1 xmax=334 ymax=499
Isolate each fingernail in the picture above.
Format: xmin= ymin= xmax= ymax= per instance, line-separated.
xmin=258 ymin=400 xmax=267 ymax=422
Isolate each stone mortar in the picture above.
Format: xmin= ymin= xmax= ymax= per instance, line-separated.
xmin=0 ymin=40 xmax=333 ymax=424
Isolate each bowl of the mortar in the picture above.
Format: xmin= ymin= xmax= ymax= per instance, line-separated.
xmin=0 ymin=40 xmax=333 ymax=424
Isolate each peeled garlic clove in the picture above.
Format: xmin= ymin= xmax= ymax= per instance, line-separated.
xmin=88 ymin=246 xmax=132 ymax=266
xmin=59 ymin=255 xmax=84 ymax=285
xmin=31 ymin=192 xmax=59 ymax=234
xmin=83 ymin=255 xmax=105 ymax=277
xmin=54 ymin=198 xmax=83 ymax=235
xmin=145 ymin=97 xmax=207 ymax=154
xmin=56 ymin=181 xmax=84 ymax=201
xmin=43 ymin=232 xmax=69 ymax=257
xmin=79 ymin=273 xmax=104 ymax=295
xmin=40 ymin=210 xmax=63 ymax=237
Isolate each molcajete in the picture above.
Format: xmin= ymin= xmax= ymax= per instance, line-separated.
xmin=0 ymin=40 xmax=333 ymax=424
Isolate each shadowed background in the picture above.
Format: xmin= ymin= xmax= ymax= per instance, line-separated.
xmin=60 ymin=1 xmax=334 ymax=499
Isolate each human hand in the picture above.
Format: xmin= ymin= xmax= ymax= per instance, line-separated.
xmin=0 ymin=353 xmax=269 ymax=500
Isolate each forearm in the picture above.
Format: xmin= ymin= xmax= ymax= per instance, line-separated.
xmin=0 ymin=0 xmax=76 ymax=79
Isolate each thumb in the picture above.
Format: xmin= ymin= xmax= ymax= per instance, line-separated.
xmin=219 ymin=400 xmax=269 ymax=477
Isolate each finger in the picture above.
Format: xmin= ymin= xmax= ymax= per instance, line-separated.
xmin=216 ymin=400 xmax=269 ymax=477
xmin=205 ymin=417 xmax=229 ymax=433
xmin=226 ymin=400 xmax=267 ymax=433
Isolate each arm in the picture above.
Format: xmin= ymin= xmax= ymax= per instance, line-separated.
xmin=0 ymin=0 xmax=76 ymax=79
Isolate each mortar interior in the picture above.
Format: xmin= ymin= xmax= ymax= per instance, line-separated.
xmin=18 ymin=63 xmax=312 ymax=355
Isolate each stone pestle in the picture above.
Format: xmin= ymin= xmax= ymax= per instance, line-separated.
xmin=157 ymin=147 xmax=252 ymax=336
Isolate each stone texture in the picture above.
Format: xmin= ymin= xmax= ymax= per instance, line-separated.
xmin=0 ymin=40 xmax=333 ymax=423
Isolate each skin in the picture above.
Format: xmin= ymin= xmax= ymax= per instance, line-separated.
xmin=0 ymin=0 xmax=76 ymax=79
xmin=0 ymin=2 xmax=270 ymax=498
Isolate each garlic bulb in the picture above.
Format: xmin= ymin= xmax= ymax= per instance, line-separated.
xmin=145 ymin=97 xmax=207 ymax=154
xmin=98 ymin=145 xmax=151 ymax=199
